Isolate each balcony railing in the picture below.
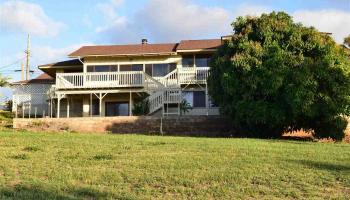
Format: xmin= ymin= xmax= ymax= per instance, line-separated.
xmin=178 ymin=67 xmax=210 ymax=84
xmin=56 ymin=71 xmax=144 ymax=89
xmin=55 ymin=67 xmax=210 ymax=90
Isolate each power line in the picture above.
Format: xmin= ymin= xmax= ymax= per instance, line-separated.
xmin=0 ymin=57 xmax=26 ymax=70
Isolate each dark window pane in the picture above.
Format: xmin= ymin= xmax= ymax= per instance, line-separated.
xmin=105 ymin=102 xmax=129 ymax=116
xmin=91 ymin=99 xmax=99 ymax=115
xmin=117 ymin=103 xmax=129 ymax=116
xmin=132 ymin=64 xmax=143 ymax=71
xmin=120 ymin=65 xmax=132 ymax=71
xmin=182 ymin=55 xmax=194 ymax=67
xmin=193 ymin=91 xmax=206 ymax=107
xmin=110 ymin=65 xmax=118 ymax=72
xmin=153 ymin=64 xmax=169 ymax=76
xmin=145 ymin=64 xmax=152 ymax=76
xmin=95 ymin=65 xmax=110 ymax=72
xmin=87 ymin=66 xmax=94 ymax=72
xmin=195 ymin=54 xmax=211 ymax=67
xmin=169 ymin=63 xmax=177 ymax=72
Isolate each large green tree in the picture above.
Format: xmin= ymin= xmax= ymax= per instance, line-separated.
xmin=208 ymin=12 xmax=350 ymax=140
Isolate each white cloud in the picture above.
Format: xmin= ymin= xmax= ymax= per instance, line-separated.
xmin=234 ymin=4 xmax=272 ymax=17
xmin=0 ymin=0 xmax=65 ymax=37
xmin=31 ymin=43 xmax=92 ymax=64
xmin=95 ymin=0 xmax=128 ymax=35
xmin=97 ymin=0 xmax=232 ymax=43
xmin=293 ymin=9 xmax=350 ymax=43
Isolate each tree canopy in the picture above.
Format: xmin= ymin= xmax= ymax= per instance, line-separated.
xmin=208 ymin=12 xmax=350 ymax=140
xmin=344 ymin=35 xmax=350 ymax=49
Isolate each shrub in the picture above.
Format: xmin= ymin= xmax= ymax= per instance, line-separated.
xmin=132 ymin=93 xmax=150 ymax=116
xmin=313 ymin=116 xmax=348 ymax=141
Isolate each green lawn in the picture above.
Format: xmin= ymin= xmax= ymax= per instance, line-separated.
xmin=0 ymin=130 xmax=349 ymax=199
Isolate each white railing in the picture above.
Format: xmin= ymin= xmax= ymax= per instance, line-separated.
xmin=164 ymin=89 xmax=181 ymax=104
xmin=56 ymin=71 xmax=144 ymax=89
xmin=156 ymin=69 xmax=179 ymax=87
xmin=144 ymin=74 xmax=164 ymax=92
xmin=178 ymin=67 xmax=210 ymax=84
xmin=148 ymin=90 xmax=164 ymax=114
xmin=147 ymin=88 xmax=182 ymax=114
xmin=55 ymin=67 xmax=210 ymax=90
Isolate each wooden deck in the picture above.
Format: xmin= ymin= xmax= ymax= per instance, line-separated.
xmin=55 ymin=68 xmax=210 ymax=90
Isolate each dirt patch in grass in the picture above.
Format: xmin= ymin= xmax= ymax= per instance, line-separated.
xmin=283 ymin=129 xmax=350 ymax=143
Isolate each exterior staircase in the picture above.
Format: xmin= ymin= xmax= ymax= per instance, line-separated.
xmin=144 ymin=70 xmax=182 ymax=116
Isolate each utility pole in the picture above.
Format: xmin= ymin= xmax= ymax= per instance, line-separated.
xmin=25 ymin=34 xmax=30 ymax=80
xmin=21 ymin=61 xmax=24 ymax=81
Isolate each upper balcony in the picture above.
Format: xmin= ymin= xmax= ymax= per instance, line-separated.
xmin=55 ymin=67 xmax=210 ymax=90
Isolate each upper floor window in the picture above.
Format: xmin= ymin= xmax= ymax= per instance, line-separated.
xmin=87 ymin=65 xmax=118 ymax=72
xmin=182 ymin=54 xmax=212 ymax=68
xmin=182 ymin=55 xmax=194 ymax=67
xmin=195 ymin=54 xmax=211 ymax=67
xmin=119 ymin=64 xmax=143 ymax=71
xmin=145 ymin=63 xmax=176 ymax=77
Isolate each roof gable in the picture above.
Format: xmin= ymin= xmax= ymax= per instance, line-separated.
xmin=177 ymin=39 xmax=222 ymax=51
xmin=11 ymin=73 xmax=54 ymax=85
xmin=69 ymin=43 xmax=178 ymax=57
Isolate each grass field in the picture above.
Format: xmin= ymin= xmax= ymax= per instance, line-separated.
xmin=0 ymin=130 xmax=349 ymax=199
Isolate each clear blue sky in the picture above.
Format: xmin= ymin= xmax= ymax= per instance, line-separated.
xmin=0 ymin=0 xmax=349 ymax=99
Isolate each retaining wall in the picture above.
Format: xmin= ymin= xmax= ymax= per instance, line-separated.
xmin=13 ymin=116 xmax=234 ymax=136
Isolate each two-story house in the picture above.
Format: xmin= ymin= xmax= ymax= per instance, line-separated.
xmin=12 ymin=39 xmax=222 ymax=118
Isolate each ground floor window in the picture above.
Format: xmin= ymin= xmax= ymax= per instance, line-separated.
xmin=105 ymin=102 xmax=129 ymax=116
xmin=183 ymin=91 xmax=206 ymax=108
xmin=91 ymin=99 xmax=99 ymax=115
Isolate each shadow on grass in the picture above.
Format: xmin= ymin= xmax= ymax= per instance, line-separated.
xmin=292 ymin=160 xmax=350 ymax=171
xmin=280 ymin=135 xmax=313 ymax=142
xmin=0 ymin=184 xmax=113 ymax=200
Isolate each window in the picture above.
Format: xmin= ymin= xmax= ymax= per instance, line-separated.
xmin=87 ymin=65 xmax=118 ymax=72
xmin=105 ymin=102 xmax=129 ymax=116
xmin=182 ymin=91 xmax=206 ymax=108
xmin=119 ymin=64 xmax=143 ymax=71
xmin=193 ymin=91 xmax=206 ymax=107
xmin=182 ymin=55 xmax=194 ymax=67
xmin=145 ymin=63 xmax=177 ymax=77
xmin=195 ymin=54 xmax=211 ymax=67
xmin=153 ymin=64 xmax=169 ymax=77
xmin=91 ymin=99 xmax=99 ymax=115
xmin=145 ymin=64 xmax=152 ymax=76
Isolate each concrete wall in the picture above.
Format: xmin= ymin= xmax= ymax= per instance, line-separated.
xmin=13 ymin=116 xmax=233 ymax=136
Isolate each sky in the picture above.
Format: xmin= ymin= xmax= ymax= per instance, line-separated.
xmin=0 ymin=0 xmax=350 ymax=99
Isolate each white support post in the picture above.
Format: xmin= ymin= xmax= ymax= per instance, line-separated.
xmin=99 ymin=93 xmax=102 ymax=117
xmin=178 ymin=89 xmax=181 ymax=116
xmin=43 ymin=110 xmax=45 ymax=118
xmin=90 ymin=93 xmax=92 ymax=117
xmin=129 ymin=92 xmax=132 ymax=116
xmin=57 ymin=95 xmax=61 ymax=118
xmin=67 ymin=96 xmax=70 ymax=118
xmin=29 ymin=103 xmax=31 ymax=119
xmin=34 ymin=107 xmax=37 ymax=118
xmin=22 ymin=105 xmax=24 ymax=118
xmin=205 ymin=83 xmax=209 ymax=116
xmin=50 ymin=98 xmax=52 ymax=118
xmin=15 ymin=105 xmax=18 ymax=118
